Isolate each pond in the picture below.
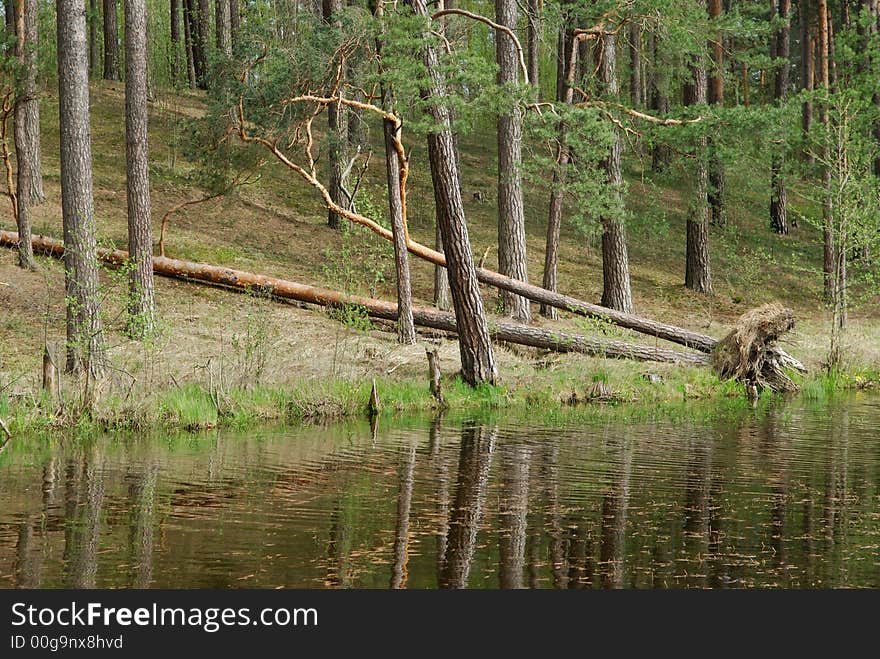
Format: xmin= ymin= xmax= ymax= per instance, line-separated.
xmin=1 ymin=395 xmax=878 ymax=588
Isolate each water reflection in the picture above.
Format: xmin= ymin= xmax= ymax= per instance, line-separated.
xmin=1 ymin=396 xmax=878 ymax=589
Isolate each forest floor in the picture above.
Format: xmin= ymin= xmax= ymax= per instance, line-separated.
xmin=1 ymin=82 xmax=878 ymax=432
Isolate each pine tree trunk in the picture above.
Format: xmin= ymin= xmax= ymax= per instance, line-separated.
xmin=215 ymin=0 xmax=230 ymax=56
xmin=124 ymin=0 xmax=155 ymax=338
xmin=3 ymin=0 xmax=12 ymax=33
xmin=322 ymin=0 xmax=349 ymax=229
xmin=495 ymin=0 xmax=530 ymax=322
xmin=649 ymin=32 xmax=672 ymax=171
xmin=102 ymin=0 xmax=119 ymax=81
xmin=526 ymin=0 xmax=540 ymax=95
xmin=801 ymin=0 xmax=813 ymax=163
xmin=818 ymin=0 xmax=833 ymax=301
xmin=14 ymin=0 xmax=43 ymax=203
xmin=542 ymin=21 xmax=574 ymax=319
xmin=170 ymin=0 xmax=181 ymax=84
xmin=88 ymin=0 xmax=98 ymax=76
xmin=196 ymin=0 xmax=209 ymax=88
xmin=58 ymin=0 xmax=106 ymax=377
xmin=411 ymin=0 xmax=497 ymax=386
xmin=707 ymin=0 xmax=726 ymax=227
xmin=434 ymin=224 xmax=451 ymax=310
xmin=182 ymin=0 xmax=197 ymax=87
xmin=770 ymin=0 xmax=790 ymax=235
xmin=598 ymin=31 xmax=633 ymax=313
xmin=229 ymin=0 xmax=239 ymax=51
xmin=685 ymin=62 xmax=713 ymax=294
xmin=629 ymin=22 xmax=642 ymax=108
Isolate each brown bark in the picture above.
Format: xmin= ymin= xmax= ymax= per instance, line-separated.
xmin=801 ymin=0 xmax=814 ymax=164
xmin=215 ymin=0 xmax=231 ymax=56
xmin=542 ymin=21 xmax=575 ymax=319
xmin=411 ymin=0 xmax=497 ymax=386
xmin=649 ymin=32 xmax=672 ymax=171
xmin=526 ymin=0 xmax=540 ymax=95
xmin=685 ymin=61 xmax=713 ymax=294
xmin=229 ymin=0 xmax=239 ymax=51
xmin=598 ymin=31 xmax=634 ymax=314
xmin=89 ymin=0 xmax=98 ymax=76
xmin=102 ymin=0 xmax=120 ymax=81
xmin=194 ymin=0 xmax=209 ymax=88
xmin=12 ymin=0 xmax=38 ymax=268
xmin=170 ymin=0 xmax=182 ymax=84
xmin=629 ymin=22 xmax=642 ymax=108
xmin=427 ymin=347 xmax=444 ymax=403
xmin=58 ymin=0 xmax=106 ymax=377
xmin=182 ymin=0 xmax=198 ymax=87
xmin=770 ymin=0 xmax=791 ymax=235
xmin=322 ymin=0 xmax=349 ymax=230
xmin=495 ymin=0 xmax=530 ymax=321
xmin=125 ymin=0 xmax=155 ymax=337
xmin=0 ymin=230 xmax=713 ymax=366
xmin=707 ymin=0 xmax=726 ymax=227
xmin=818 ymin=0 xmax=833 ymax=300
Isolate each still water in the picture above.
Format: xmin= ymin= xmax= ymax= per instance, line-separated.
xmin=1 ymin=396 xmax=878 ymax=589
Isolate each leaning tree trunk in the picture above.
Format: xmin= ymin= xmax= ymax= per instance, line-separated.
xmin=102 ymin=0 xmax=119 ymax=81
xmin=770 ymin=0 xmax=791 ymax=235
xmin=322 ymin=0 xmax=349 ymax=230
xmin=58 ymin=0 xmax=106 ymax=377
xmin=411 ymin=0 xmax=497 ymax=386
xmin=598 ymin=31 xmax=634 ymax=314
xmin=124 ymin=0 xmax=155 ymax=338
xmin=707 ymin=0 xmax=726 ymax=227
xmin=685 ymin=60 xmax=713 ymax=294
xmin=495 ymin=0 xmax=530 ymax=322
xmin=214 ymin=0 xmax=231 ymax=56
xmin=542 ymin=22 xmax=575 ymax=319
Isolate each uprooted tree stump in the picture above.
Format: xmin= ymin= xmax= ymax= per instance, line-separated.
xmin=711 ymin=303 xmax=806 ymax=393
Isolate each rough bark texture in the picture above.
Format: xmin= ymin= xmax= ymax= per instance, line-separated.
xmin=685 ymin=62 xmax=713 ymax=294
xmin=818 ymin=0 xmax=833 ymax=300
xmin=495 ymin=0 xmax=530 ymax=321
xmin=57 ymin=0 xmax=106 ymax=377
xmin=801 ymin=0 xmax=814 ymax=163
xmin=124 ymin=0 xmax=155 ymax=337
xmin=770 ymin=0 xmax=790 ymax=235
xmin=88 ymin=0 xmax=98 ymax=76
xmin=411 ymin=0 xmax=498 ymax=386
xmin=526 ymin=0 xmax=540 ymax=95
xmin=195 ymin=0 xmax=209 ymax=88
xmin=542 ymin=21 xmax=574 ymax=319
xmin=629 ymin=22 xmax=642 ymax=108
xmin=182 ymin=0 xmax=198 ymax=87
xmin=229 ymin=0 xmax=239 ymax=51
xmin=1 ymin=230 xmax=716 ymax=367
xmin=598 ymin=32 xmax=634 ymax=314
xmin=102 ymin=0 xmax=119 ymax=81
xmin=322 ymin=0 xmax=349 ymax=230
xmin=707 ymin=0 xmax=726 ymax=227
xmin=383 ymin=116 xmax=416 ymax=345
xmin=649 ymin=32 xmax=672 ymax=171
xmin=215 ymin=0 xmax=231 ymax=56
xmin=170 ymin=0 xmax=182 ymax=84
xmin=434 ymin=224 xmax=451 ymax=311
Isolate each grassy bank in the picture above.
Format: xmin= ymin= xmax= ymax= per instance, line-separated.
xmin=1 ymin=83 xmax=879 ymax=437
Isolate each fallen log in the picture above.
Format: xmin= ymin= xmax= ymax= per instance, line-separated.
xmin=0 ymin=230 xmax=709 ymax=366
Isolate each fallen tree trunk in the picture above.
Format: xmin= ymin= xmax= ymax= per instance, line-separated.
xmin=0 ymin=230 xmax=709 ymax=366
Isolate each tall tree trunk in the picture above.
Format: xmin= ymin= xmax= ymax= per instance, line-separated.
xmin=629 ymin=22 xmax=642 ymax=108
xmin=58 ymin=0 xmax=106 ymax=377
xmin=801 ymin=0 xmax=814 ymax=165
xmin=182 ymin=0 xmax=197 ymax=87
xmin=196 ymin=0 xmax=210 ymax=88
xmin=526 ymin=0 xmax=540 ymax=95
xmin=12 ymin=0 xmax=39 ymax=269
xmin=649 ymin=31 xmax=672 ymax=171
xmin=102 ymin=0 xmax=119 ymax=81
xmin=542 ymin=20 xmax=574 ymax=319
xmin=685 ymin=61 xmax=713 ymax=294
xmin=170 ymin=0 xmax=182 ymax=85
xmin=411 ymin=0 xmax=498 ymax=387
xmin=88 ymin=0 xmax=98 ymax=76
xmin=770 ymin=0 xmax=791 ymax=235
xmin=215 ymin=0 xmax=230 ymax=56
xmin=322 ymin=0 xmax=349 ymax=229
xmin=124 ymin=0 xmax=155 ymax=338
xmin=707 ymin=0 xmax=726 ymax=227
xmin=495 ymin=0 xmax=530 ymax=322
xmin=598 ymin=31 xmax=634 ymax=313
xmin=818 ymin=0 xmax=833 ymax=301
xmin=3 ymin=0 xmax=12 ymax=33
xmin=229 ymin=0 xmax=239 ymax=51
